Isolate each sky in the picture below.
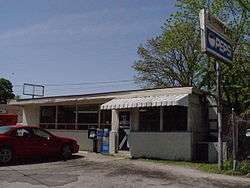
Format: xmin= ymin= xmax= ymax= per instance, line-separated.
xmin=0 ymin=0 xmax=176 ymax=97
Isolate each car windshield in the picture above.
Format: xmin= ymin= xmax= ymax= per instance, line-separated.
xmin=0 ymin=126 xmax=14 ymax=134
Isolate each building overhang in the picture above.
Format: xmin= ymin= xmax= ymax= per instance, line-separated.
xmin=8 ymin=87 xmax=202 ymax=107
xmin=100 ymin=94 xmax=189 ymax=110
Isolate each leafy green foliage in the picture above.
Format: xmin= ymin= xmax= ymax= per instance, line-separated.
xmin=0 ymin=78 xmax=15 ymax=104
xmin=142 ymin=158 xmax=250 ymax=175
xmin=133 ymin=0 xmax=249 ymax=113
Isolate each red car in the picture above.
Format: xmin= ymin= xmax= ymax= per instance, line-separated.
xmin=0 ymin=125 xmax=79 ymax=164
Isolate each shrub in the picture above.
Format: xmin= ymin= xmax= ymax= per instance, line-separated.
xmin=239 ymin=160 xmax=250 ymax=175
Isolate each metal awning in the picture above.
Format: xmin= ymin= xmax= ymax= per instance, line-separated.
xmin=100 ymin=94 xmax=189 ymax=110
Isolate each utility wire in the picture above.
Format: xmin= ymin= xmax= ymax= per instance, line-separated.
xmin=13 ymin=79 xmax=135 ymax=87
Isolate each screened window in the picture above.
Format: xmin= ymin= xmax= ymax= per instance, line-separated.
xmin=163 ymin=106 xmax=187 ymax=131
xmin=57 ymin=105 xmax=76 ymax=130
xmin=100 ymin=110 xmax=111 ymax=129
xmin=77 ymin=105 xmax=98 ymax=130
xmin=139 ymin=107 xmax=160 ymax=132
xmin=40 ymin=106 xmax=56 ymax=129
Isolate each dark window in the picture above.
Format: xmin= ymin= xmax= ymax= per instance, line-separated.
xmin=15 ymin=128 xmax=32 ymax=138
xmin=32 ymin=128 xmax=51 ymax=139
xmin=40 ymin=106 xmax=56 ymax=129
xmin=163 ymin=106 xmax=187 ymax=131
xmin=100 ymin=110 xmax=111 ymax=129
xmin=58 ymin=106 xmax=75 ymax=123
xmin=77 ymin=105 xmax=98 ymax=130
xmin=139 ymin=107 xmax=160 ymax=132
xmin=119 ymin=111 xmax=130 ymax=128
xmin=40 ymin=106 xmax=56 ymax=123
xmin=57 ymin=105 xmax=76 ymax=130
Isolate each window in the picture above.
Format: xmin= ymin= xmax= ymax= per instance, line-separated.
xmin=15 ymin=128 xmax=32 ymax=138
xmin=0 ymin=126 xmax=14 ymax=134
xmin=39 ymin=104 xmax=102 ymax=130
xmin=100 ymin=110 xmax=111 ymax=129
xmin=40 ymin=106 xmax=56 ymax=129
xmin=119 ymin=111 xmax=130 ymax=128
xmin=58 ymin=105 xmax=76 ymax=130
xmin=33 ymin=128 xmax=51 ymax=139
xmin=139 ymin=107 xmax=160 ymax=132
xmin=163 ymin=106 xmax=187 ymax=131
xmin=77 ymin=105 xmax=98 ymax=130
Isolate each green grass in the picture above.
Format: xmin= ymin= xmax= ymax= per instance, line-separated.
xmin=139 ymin=158 xmax=250 ymax=176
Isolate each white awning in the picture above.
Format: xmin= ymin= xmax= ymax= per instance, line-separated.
xmin=100 ymin=94 xmax=189 ymax=110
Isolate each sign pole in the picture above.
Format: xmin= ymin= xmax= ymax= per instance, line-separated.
xmin=232 ymin=108 xmax=239 ymax=171
xmin=216 ymin=62 xmax=223 ymax=170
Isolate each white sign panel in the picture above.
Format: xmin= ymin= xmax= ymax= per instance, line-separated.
xmin=199 ymin=9 xmax=233 ymax=63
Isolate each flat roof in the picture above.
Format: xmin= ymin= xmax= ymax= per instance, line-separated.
xmin=9 ymin=87 xmax=205 ymax=106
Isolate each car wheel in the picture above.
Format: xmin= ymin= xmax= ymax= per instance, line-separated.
xmin=0 ymin=147 xmax=13 ymax=165
xmin=61 ymin=144 xmax=72 ymax=160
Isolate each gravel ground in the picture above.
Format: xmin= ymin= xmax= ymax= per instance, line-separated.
xmin=0 ymin=151 xmax=249 ymax=188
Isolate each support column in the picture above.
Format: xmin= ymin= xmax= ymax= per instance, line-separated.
xmin=75 ymin=104 xmax=78 ymax=130
xmin=160 ymin=106 xmax=163 ymax=131
xmin=109 ymin=109 xmax=119 ymax=154
xmin=98 ymin=106 xmax=101 ymax=128
xmin=55 ymin=105 xmax=58 ymax=129
xmin=131 ymin=108 xmax=139 ymax=131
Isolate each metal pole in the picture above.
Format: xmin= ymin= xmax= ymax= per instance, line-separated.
xmin=32 ymin=85 xmax=35 ymax=99
xmin=216 ymin=62 xmax=223 ymax=170
xmin=232 ymin=108 xmax=236 ymax=171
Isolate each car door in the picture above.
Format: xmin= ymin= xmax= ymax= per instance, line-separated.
xmin=31 ymin=128 xmax=60 ymax=156
xmin=13 ymin=127 xmax=39 ymax=157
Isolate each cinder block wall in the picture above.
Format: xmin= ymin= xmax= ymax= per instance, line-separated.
xmin=49 ymin=130 xmax=93 ymax=151
xmin=129 ymin=132 xmax=192 ymax=161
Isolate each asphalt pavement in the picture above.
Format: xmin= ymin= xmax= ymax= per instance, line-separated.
xmin=0 ymin=152 xmax=249 ymax=188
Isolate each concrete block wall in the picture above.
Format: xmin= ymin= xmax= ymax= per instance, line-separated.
xmin=49 ymin=129 xmax=93 ymax=151
xmin=129 ymin=132 xmax=192 ymax=161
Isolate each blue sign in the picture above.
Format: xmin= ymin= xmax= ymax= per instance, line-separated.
xmin=206 ymin=27 xmax=233 ymax=63
xmin=96 ymin=129 xmax=103 ymax=138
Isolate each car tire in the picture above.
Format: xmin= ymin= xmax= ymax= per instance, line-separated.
xmin=61 ymin=144 xmax=72 ymax=160
xmin=0 ymin=147 xmax=13 ymax=165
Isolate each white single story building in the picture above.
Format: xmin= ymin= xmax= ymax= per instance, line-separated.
xmin=9 ymin=87 xmax=219 ymax=161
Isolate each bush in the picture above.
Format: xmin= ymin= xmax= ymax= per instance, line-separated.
xmin=239 ymin=160 xmax=250 ymax=175
xmin=223 ymin=159 xmax=233 ymax=171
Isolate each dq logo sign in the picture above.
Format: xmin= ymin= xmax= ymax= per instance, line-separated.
xmin=206 ymin=27 xmax=233 ymax=63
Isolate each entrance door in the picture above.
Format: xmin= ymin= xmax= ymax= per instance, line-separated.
xmin=118 ymin=111 xmax=130 ymax=151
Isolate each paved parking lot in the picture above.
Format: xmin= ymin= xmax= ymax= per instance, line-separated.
xmin=0 ymin=152 xmax=249 ymax=188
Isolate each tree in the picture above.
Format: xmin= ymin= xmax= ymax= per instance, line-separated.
xmin=133 ymin=0 xmax=249 ymax=113
xmin=0 ymin=78 xmax=15 ymax=104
